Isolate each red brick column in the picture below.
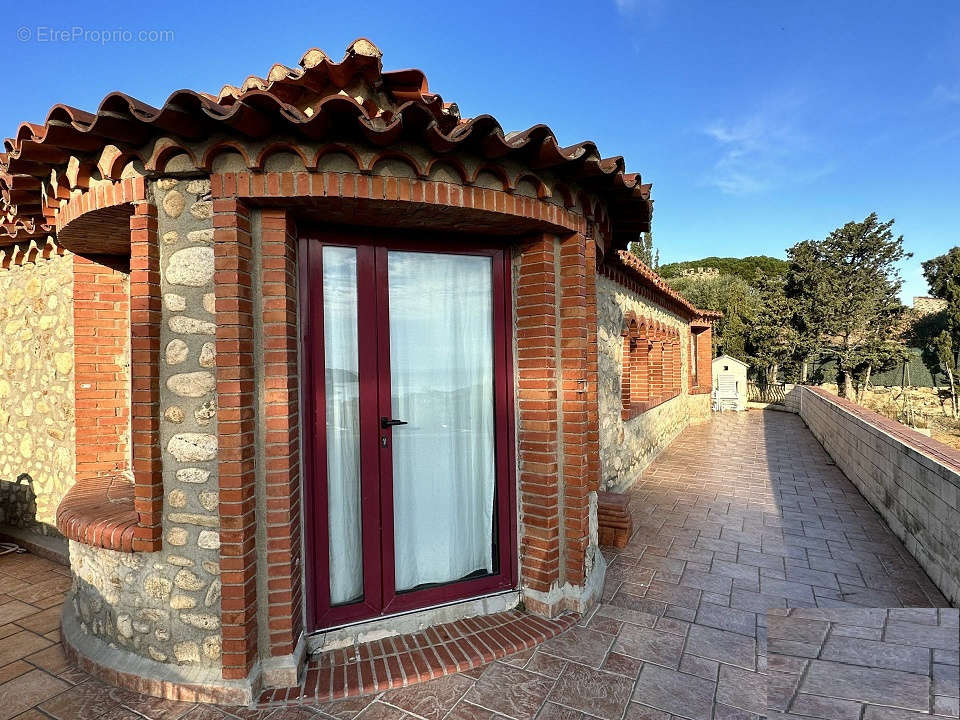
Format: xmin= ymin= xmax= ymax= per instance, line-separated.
xmin=671 ymin=331 xmax=681 ymax=395
xmin=515 ymin=235 xmax=561 ymax=594
xmin=260 ymin=208 xmax=304 ymax=659
xmin=650 ymin=328 xmax=663 ymax=403
xmin=558 ymin=232 xmax=595 ymax=586
xmin=214 ymin=198 xmax=259 ymax=679
xmin=129 ymin=201 xmax=163 ymax=550
xmin=699 ymin=327 xmax=713 ymax=390
xmin=689 ymin=324 xmax=713 ymax=394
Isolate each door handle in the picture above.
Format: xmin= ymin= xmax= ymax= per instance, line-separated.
xmin=380 ymin=417 xmax=408 ymax=428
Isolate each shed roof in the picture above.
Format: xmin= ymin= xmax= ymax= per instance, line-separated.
xmin=713 ymin=354 xmax=749 ymax=369
xmin=1 ymin=38 xmax=652 ymax=248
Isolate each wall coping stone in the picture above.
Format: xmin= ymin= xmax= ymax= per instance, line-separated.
xmin=804 ymin=386 xmax=960 ymax=484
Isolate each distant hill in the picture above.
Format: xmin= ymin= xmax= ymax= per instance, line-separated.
xmin=657 ymin=256 xmax=789 ymax=281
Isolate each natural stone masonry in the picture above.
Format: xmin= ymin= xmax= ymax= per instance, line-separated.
xmin=63 ymin=178 xmax=223 ymax=669
xmin=596 ymin=275 xmax=709 ymax=490
xmin=767 ymin=608 xmax=959 ymax=718
xmin=800 ymin=386 xmax=960 ymax=606
xmin=0 ymin=252 xmax=76 ymax=531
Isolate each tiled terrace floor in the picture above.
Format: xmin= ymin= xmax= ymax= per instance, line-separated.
xmin=0 ymin=411 xmax=955 ymax=720
xmin=767 ymin=607 xmax=959 ymax=718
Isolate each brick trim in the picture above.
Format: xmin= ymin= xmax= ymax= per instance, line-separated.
xmin=214 ymin=198 xmax=259 ymax=679
xmin=689 ymin=325 xmax=712 ymax=395
xmin=558 ymin=232 xmax=597 ymax=586
xmin=73 ymin=254 xmax=130 ymax=479
xmin=258 ymin=610 xmax=578 ymax=705
xmin=56 ymin=475 xmax=138 ymax=552
xmin=259 ymin=208 xmax=304 ymax=658
xmin=515 ymin=236 xmax=561 ymax=593
xmin=55 ymin=178 xmax=146 ymax=234
xmin=129 ymin=200 xmax=163 ymax=550
xmin=54 ymin=178 xmax=163 ymax=553
xmin=210 ymin=171 xmax=587 ymax=235
xmin=206 ymin=170 xmax=599 ymax=664
xmin=621 ymin=318 xmax=682 ymax=419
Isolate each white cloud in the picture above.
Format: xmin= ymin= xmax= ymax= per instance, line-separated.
xmin=700 ymin=93 xmax=834 ymax=196
xmin=614 ymin=0 xmax=664 ymax=19
xmin=932 ymin=84 xmax=960 ymax=105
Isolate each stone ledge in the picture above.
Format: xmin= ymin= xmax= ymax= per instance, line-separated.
xmin=0 ymin=524 xmax=69 ymax=565
xmin=55 ymin=474 xmax=139 ymax=552
xmin=259 ymin=609 xmax=579 ymax=706
xmin=805 ymin=386 xmax=960 ymax=476
xmin=61 ymin=601 xmax=256 ymax=705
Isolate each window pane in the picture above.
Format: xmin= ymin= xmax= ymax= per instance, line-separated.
xmin=387 ymin=251 xmax=496 ymax=592
xmin=322 ymin=246 xmax=363 ymax=605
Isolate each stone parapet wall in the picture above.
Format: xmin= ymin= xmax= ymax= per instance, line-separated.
xmin=0 ymin=252 xmax=76 ymax=532
xmin=597 ymin=274 xmax=710 ymax=490
xmin=799 ymin=386 xmax=960 ymax=606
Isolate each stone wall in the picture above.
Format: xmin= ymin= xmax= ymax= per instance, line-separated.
xmin=799 ymin=386 xmax=960 ymax=606
xmin=70 ymin=540 xmax=221 ymax=664
xmin=596 ymin=275 xmax=710 ymax=490
xmin=65 ymin=178 xmax=223 ymax=667
xmin=0 ymin=252 xmax=75 ymax=532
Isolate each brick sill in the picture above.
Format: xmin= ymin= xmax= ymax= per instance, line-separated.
xmin=259 ymin=609 xmax=578 ymax=705
xmin=56 ymin=474 xmax=139 ymax=553
xmin=622 ymin=391 xmax=681 ymax=420
xmin=689 ymin=386 xmax=711 ymax=395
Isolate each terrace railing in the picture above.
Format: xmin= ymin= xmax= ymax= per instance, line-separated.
xmin=747 ymin=381 xmax=786 ymax=405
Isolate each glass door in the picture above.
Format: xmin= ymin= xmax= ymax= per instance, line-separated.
xmin=301 ymin=231 xmax=515 ymax=630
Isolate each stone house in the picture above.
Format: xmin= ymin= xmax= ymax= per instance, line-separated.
xmin=0 ymin=40 xmax=718 ymax=703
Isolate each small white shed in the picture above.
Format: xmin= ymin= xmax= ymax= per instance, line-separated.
xmin=712 ymin=354 xmax=749 ymax=411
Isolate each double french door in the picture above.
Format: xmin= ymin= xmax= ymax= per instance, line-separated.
xmin=300 ymin=230 xmax=516 ymax=630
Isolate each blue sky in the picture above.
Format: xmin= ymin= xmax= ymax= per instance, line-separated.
xmin=2 ymin=0 xmax=957 ymax=301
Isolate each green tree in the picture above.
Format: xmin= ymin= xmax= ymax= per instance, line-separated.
xmin=628 ymin=232 xmax=658 ymax=270
xmin=785 ymin=213 xmax=909 ymax=399
xmin=668 ymin=273 xmax=756 ymax=360
xmin=658 ymin=255 xmax=789 ymax=281
xmin=931 ymin=330 xmax=958 ymax=417
xmin=921 ymin=247 xmax=960 ymax=366
xmin=745 ymin=272 xmax=797 ymax=386
xmin=919 ymin=247 xmax=960 ymax=415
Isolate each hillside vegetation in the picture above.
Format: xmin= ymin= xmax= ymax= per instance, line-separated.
xmin=658 ymin=255 xmax=789 ymax=280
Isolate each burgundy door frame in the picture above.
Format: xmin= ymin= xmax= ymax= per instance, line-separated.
xmin=299 ymin=226 xmax=518 ymax=632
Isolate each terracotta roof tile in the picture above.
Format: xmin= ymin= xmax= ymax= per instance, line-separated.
xmin=613 ymin=249 xmax=722 ymax=320
xmin=1 ymin=38 xmax=651 ymax=247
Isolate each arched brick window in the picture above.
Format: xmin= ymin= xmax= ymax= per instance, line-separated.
xmin=621 ymin=317 xmax=683 ymax=419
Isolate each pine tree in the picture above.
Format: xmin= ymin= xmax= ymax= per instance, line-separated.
xmin=785 ymin=213 xmax=909 ymax=399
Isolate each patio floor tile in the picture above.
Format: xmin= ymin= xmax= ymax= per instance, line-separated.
xmin=2 ymin=412 xmax=957 ymax=720
xmin=632 ymin=664 xmax=716 ymax=720
xmin=547 ymin=664 xmax=632 ymax=720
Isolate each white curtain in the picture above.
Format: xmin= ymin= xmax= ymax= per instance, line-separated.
xmin=322 ymin=246 xmax=363 ymax=605
xmin=388 ymin=251 xmax=496 ymax=592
